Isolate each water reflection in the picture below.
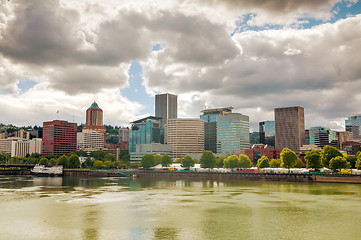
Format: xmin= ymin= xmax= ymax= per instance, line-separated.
xmin=153 ymin=227 xmax=180 ymax=240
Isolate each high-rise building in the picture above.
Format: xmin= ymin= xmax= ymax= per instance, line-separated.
xmin=275 ymin=106 xmax=305 ymax=152
xmin=77 ymin=130 xmax=105 ymax=151
xmin=129 ymin=116 xmax=162 ymax=153
xmin=165 ymin=118 xmax=204 ymax=159
xmin=200 ymin=107 xmax=233 ymax=153
xmin=155 ymin=93 xmax=177 ymax=126
xmin=309 ymin=126 xmax=337 ymax=148
xmin=83 ymin=102 xmax=106 ymax=146
xmin=345 ymin=114 xmax=361 ymax=140
xmin=217 ymin=113 xmax=250 ymax=155
xmin=259 ymin=121 xmax=275 ymax=148
xmin=119 ymin=127 xmax=129 ymax=142
xmin=42 ymin=120 xmax=77 ymax=157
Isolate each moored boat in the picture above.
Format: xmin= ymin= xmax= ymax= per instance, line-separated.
xmin=31 ymin=165 xmax=63 ymax=176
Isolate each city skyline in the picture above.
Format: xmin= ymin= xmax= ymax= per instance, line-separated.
xmin=1 ymin=1 xmax=361 ymax=131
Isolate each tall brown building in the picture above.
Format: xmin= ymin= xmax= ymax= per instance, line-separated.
xmin=165 ymin=118 xmax=204 ymax=159
xmin=42 ymin=120 xmax=77 ymax=157
xmin=83 ymin=102 xmax=106 ymax=147
xmin=275 ymin=106 xmax=305 ymax=152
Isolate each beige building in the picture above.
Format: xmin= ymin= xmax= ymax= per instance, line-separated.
xmin=165 ymin=118 xmax=204 ymax=159
xmin=11 ymin=138 xmax=42 ymax=157
xmin=0 ymin=138 xmax=15 ymax=155
xmin=77 ymin=129 xmax=105 ymax=151
xmin=275 ymin=106 xmax=305 ymax=152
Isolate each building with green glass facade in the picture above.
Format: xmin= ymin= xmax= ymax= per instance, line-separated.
xmin=200 ymin=107 xmax=233 ymax=153
xmin=309 ymin=126 xmax=337 ymax=148
xmin=129 ymin=116 xmax=162 ymax=153
xmin=259 ymin=121 xmax=275 ymax=148
xmin=216 ymin=113 xmax=250 ymax=155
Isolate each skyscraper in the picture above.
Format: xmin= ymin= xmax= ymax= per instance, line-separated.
xmin=82 ymin=102 xmax=106 ymax=147
xmin=217 ymin=113 xmax=250 ymax=155
xmin=345 ymin=114 xmax=361 ymax=140
xmin=155 ymin=93 xmax=177 ymax=125
xmin=165 ymin=118 xmax=204 ymax=159
xmin=200 ymin=107 xmax=233 ymax=153
xmin=42 ymin=120 xmax=77 ymax=157
xmin=259 ymin=121 xmax=275 ymax=148
xmin=275 ymin=106 xmax=305 ymax=152
xmin=129 ymin=116 xmax=162 ymax=153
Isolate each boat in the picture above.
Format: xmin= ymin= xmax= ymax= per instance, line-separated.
xmin=31 ymin=165 xmax=63 ymax=176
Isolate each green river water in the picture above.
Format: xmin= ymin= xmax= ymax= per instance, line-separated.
xmin=1 ymin=176 xmax=361 ymax=240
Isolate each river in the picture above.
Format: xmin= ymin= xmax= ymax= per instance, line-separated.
xmin=1 ymin=176 xmax=361 ymax=240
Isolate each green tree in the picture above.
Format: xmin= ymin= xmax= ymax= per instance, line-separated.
xmin=215 ymin=156 xmax=225 ymax=168
xmin=305 ymin=150 xmax=322 ymax=170
xmin=57 ymin=155 xmax=68 ymax=168
xmin=181 ymin=156 xmax=195 ymax=169
xmin=154 ymin=155 xmax=162 ymax=165
xmin=329 ymin=156 xmax=348 ymax=172
xmin=91 ymin=150 xmax=106 ymax=160
xmin=281 ymin=148 xmax=298 ymax=169
xmin=355 ymin=152 xmax=361 ymax=170
xmin=239 ymin=154 xmax=252 ymax=168
xmin=347 ymin=156 xmax=357 ymax=169
xmin=141 ymin=154 xmax=156 ymax=169
xmin=294 ymin=158 xmax=304 ymax=168
xmin=84 ymin=157 xmax=93 ymax=167
xmin=223 ymin=155 xmax=240 ymax=169
xmin=121 ymin=154 xmax=130 ymax=163
xmin=269 ymin=159 xmax=282 ymax=168
xmin=38 ymin=157 xmax=49 ymax=166
xmin=321 ymin=145 xmax=342 ymax=168
xmin=104 ymin=153 xmax=116 ymax=162
xmin=68 ymin=154 xmax=81 ymax=168
xmin=199 ymin=150 xmax=216 ymax=169
xmin=256 ymin=156 xmax=270 ymax=168
xmin=93 ymin=160 xmax=103 ymax=169
xmin=49 ymin=158 xmax=57 ymax=167
xmin=104 ymin=161 xmax=113 ymax=169
xmin=161 ymin=154 xmax=173 ymax=167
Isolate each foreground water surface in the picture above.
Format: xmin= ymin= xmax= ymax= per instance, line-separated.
xmin=1 ymin=176 xmax=361 ymax=240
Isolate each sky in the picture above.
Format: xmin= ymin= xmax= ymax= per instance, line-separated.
xmin=0 ymin=0 xmax=361 ymax=131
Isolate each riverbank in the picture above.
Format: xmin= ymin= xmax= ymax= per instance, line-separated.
xmin=2 ymin=169 xmax=361 ymax=184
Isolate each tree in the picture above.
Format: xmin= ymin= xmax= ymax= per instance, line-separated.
xmin=223 ymin=155 xmax=240 ymax=169
xmin=141 ymin=154 xmax=156 ymax=169
xmin=355 ymin=152 xmax=361 ymax=170
xmin=347 ymin=156 xmax=357 ymax=169
xmin=104 ymin=161 xmax=113 ymax=169
xmin=68 ymin=154 xmax=81 ymax=168
xmin=91 ymin=150 xmax=106 ymax=160
xmin=294 ymin=158 xmax=304 ymax=168
xmin=215 ymin=156 xmax=225 ymax=168
xmin=256 ymin=156 xmax=270 ymax=168
xmin=199 ymin=150 xmax=216 ymax=168
xmin=154 ymin=155 xmax=162 ymax=165
xmin=329 ymin=156 xmax=348 ymax=172
xmin=38 ymin=157 xmax=49 ymax=166
xmin=305 ymin=150 xmax=322 ymax=170
xmin=161 ymin=154 xmax=173 ymax=167
xmin=93 ymin=160 xmax=103 ymax=169
xmin=57 ymin=155 xmax=68 ymax=168
xmin=270 ymin=159 xmax=282 ymax=168
xmin=281 ymin=148 xmax=298 ymax=169
xmin=181 ymin=156 xmax=195 ymax=169
xmin=321 ymin=145 xmax=342 ymax=168
xmin=49 ymin=158 xmax=57 ymax=167
xmin=104 ymin=153 xmax=116 ymax=162
xmin=239 ymin=155 xmax=252 ymax=168
xmin=84 ymin=157 xmax=93 ymax=167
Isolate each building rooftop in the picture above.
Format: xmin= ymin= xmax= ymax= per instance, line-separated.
xmin=88 ymin=102 xmax=102 ymax=111
xmin=201 ymin=107 xmax=233 ymax=115
xmin=130 ymin=116 xmax=163 ymax=124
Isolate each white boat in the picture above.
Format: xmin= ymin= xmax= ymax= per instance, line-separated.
xmin=31 ymin=165 xmax=63 ymax=176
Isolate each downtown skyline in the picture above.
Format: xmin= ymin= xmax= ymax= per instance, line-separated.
xmin=1 ymin=0 xmax=361 ymax=131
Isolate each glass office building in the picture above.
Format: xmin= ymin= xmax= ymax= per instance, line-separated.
xmin=259 ymin=121 xmax=275 ymax=148
xmin=216 ymin=113 xmax=250 ymax=155
xmin=200 ymin=107 xmax=233 ymax=153
xmin=345 ymin=114 xmax=361 ymax=140
xmin=129 ymin=116 xmax=162 ymax=153
xmin=309 ymin=126 xmax=337 ymax=148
